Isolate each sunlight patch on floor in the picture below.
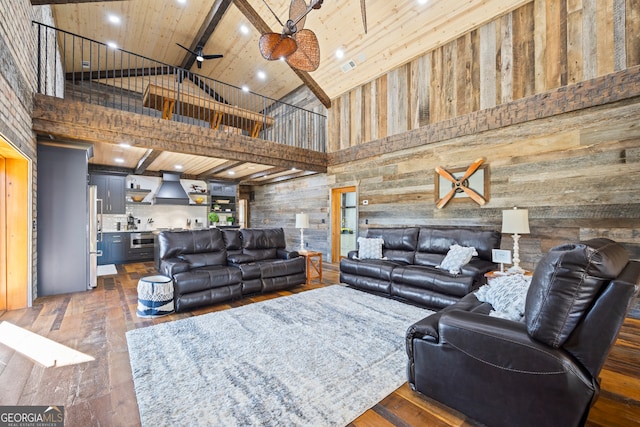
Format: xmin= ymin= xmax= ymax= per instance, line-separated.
xmin=0 ymin=321 xmax=94 ymax=367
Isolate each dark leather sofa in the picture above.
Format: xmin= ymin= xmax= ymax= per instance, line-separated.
xmin=340 ymin=227 xmax=501 ymax=309
xmin=406 ymin=238 xmax=640 ymax=427
xmin=157 ymin=228 xmax=305 ymax=312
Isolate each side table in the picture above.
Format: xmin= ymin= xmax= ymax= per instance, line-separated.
xmin=484 ymin=270 xmax=532 ymax=279
xmin=298 ymin=250 xmax=322 ymax=285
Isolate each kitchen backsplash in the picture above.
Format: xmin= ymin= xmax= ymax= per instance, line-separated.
xmin=101 ymin=204 xmax=209 ymax=232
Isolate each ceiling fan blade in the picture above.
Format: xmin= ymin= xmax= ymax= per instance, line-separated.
xmin=202 ymin=54 xmax=224 ymax=59
xmin=176 ymin=43 xmax=198 ymax=57
xmin=286 ymin=29 xmax=320 ymax=71
xmin=361 ymin=0 xmax=367 ymax=33
xmin=259 ymin=33 xmax=297 ymax=60
xmin=460 ymin=158 xmax=485 ymax=182
xmin=461 ymin=186 xmax=486 ymax=206
xmin=289 ymin=0 xmax=308 ymax=31
xmin=437 ymin=188 xmax=457 ymax=209
xmin=435 ymin=166 xmax=458 ymax=184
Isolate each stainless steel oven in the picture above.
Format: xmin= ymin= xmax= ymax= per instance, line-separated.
xmin=130 ymin=232 xmax=155 ymax=249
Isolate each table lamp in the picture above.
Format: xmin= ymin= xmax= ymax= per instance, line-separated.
xmin=502 ymin=207 xmax=530 ymax=274
xmin=295 ymin=212 xmax=309 ymax=251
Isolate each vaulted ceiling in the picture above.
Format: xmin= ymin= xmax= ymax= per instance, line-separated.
xmin=35 ymin=0 xmax=528 ymax=183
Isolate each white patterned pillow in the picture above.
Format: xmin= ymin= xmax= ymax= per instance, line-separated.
xmin=475 ymin=274 xmax=532 ymax=322
xmin=356 ymin=237 xmax=385 ymax=260
xmin=437 ymin=244 xmax=478 ymax=274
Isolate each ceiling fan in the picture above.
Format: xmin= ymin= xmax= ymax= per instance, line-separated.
xmin=435 ymin=158 xmax=487 ymax=209
xmin=176 ymin=43 xmax=223 ymax=69
xmin=258 ymin=0 xmax=323 ymax=72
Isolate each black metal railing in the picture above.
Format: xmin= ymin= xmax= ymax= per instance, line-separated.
xmin=33 ymin=22 xmax=327 ymax=152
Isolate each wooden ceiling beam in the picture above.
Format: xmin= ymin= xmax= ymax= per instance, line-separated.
xmin=179 ymin=0 xmax=232 ymax=71
xmin=244 ymin=170 xmax=317 ymax=186
xmin=32 ymin=0 xmax=127 ymax=4
xmin=232 ymin=0 xmax=331 ymax=109
xmin=134 ymin=149 xmax=162 ymax=174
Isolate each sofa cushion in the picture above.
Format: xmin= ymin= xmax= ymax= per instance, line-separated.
xmin=366 ymin=227 xmax=419 ymax=263
xmin=158 ymin=228 xmax=225 ymax=260
xmin=416 ymin=227 xmax=501 ymax=261
xmin=244 ymin=248 xmax=277 ymax=261
xmin=179 ymin=252 xmax=227 ymax=268
xmin=241 ymin=228 xmax=286 ymax=250
xmin=222 ymin=229 xmax=242 ymax=250
xmin=437 ymin=244 xmax=478 ymax=274
xmin=340 ymin=258 xmax=402 ymax=281
xmin=356 ymin=237 xmax=385 ymax=259
xmin=526 ymin=238 xmax=629 ymax=347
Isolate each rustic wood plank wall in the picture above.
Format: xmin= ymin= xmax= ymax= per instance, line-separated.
xmin=328 ymin=0 xmax=640 ymax=149
xmin=254 ymin=98 xmax=639 ymax=269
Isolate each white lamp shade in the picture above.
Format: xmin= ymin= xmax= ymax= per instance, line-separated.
xmin=295 ymin=212 xmax=309 ymax=229
xmin=502 ymin=208 xmax=530 ymax=234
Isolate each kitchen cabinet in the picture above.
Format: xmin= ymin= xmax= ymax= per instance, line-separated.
xmin=127 ymin=247 xmax=155 ymax=262
xmin=90 ymin=173 xmax=126 ymax=214
xmin=98 ymin=232 xmax=127 ymax=265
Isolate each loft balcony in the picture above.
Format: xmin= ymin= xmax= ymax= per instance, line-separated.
xmin=32 ymin=22 xmax=328 ymax=183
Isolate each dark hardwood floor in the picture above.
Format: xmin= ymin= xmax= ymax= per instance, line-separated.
xmin=0 ymin=261 xmax=638 ymax=426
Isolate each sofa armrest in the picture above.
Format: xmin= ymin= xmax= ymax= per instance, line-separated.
xmin=347 ymin=250 xmax=358 ymax=260
xmin=159 ymin=258 xmax=191 ymax=277
xmin=227 ymin=253 xmax=256 ymax=264
xmin=437 ymin=310 xmax=591 ymax=379
xmin=277 ymin=249 xmax=299 ymax=259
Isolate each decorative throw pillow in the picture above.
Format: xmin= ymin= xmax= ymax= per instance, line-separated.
xmin=437 ymin=244 xmax=478 ymax=274
xmin=475 ymin=274 xmax=532 ymax=322
xmin=356 ymin=237 xmax=385 ymax=260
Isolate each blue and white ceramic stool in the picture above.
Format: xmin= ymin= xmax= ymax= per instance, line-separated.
xmin=136 ymin=275 xmax=174 ymax=317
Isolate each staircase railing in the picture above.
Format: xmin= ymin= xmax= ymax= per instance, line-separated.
xmin=33 ymin=21 xmax=327 ymax=152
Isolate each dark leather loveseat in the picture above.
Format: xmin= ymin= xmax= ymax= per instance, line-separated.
xmin=157 ymin=228 xmax=305 ymax=312
xmin=340 ymin=227 xmax=501 ymax=309
xmin=406 ymin=238 xmax=640 ymax=427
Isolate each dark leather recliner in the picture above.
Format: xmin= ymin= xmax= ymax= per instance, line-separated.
xmin=157 ymin=228 xmax=306 ymax=312
xmin=406 ymin=238 xmax=640 ymax=427
xmin=157 ymin=228 xmax=243 ymax=312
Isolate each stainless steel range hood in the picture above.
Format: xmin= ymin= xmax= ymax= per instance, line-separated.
xmin=154 ymin=171 xmax=190 ymax=205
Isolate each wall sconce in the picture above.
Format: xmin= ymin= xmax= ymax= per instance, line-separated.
xmin=295 ymin=212 xmax=309 ymax=251
xmin=502 ymin=207 xmax=530 ymax=273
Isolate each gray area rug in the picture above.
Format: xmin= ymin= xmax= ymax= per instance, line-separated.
xmin=126 ymin=285 xmax=433 ymax=426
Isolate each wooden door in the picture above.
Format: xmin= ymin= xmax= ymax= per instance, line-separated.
xmin=331 ymin=186 xmax=357 ymax=263
xmin=0 ymin=136 xmax=29 ymax=310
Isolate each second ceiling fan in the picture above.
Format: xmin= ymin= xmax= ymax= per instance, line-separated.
xmin=177 ymin=43 xmax=223 ymax=69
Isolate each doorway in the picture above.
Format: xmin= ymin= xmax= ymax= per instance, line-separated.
xmin=331 ymin=186 xmax=357 ymax=263
xmin=0 ymin=135 xmax=30 ymax=310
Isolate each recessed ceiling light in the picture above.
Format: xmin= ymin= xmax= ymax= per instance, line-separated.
xmin=291 ymin=167 xmax=297 ymax=171
xmin=335 ymin=49 xmax=344 ymax=59
xmin=107 ymin=14 xmax=121 ymax=25
xmin=114 ymin=158 xmax=125 ymax=164
xmin=240 ymin=25 xmax=250 ymax=35
xmin=176 ymin=0 xmax=187 ymax=4
xmin=119 ymin=143 xmax=131 ymax=148
xmin=257 ymin=70 xmax=266 ymax=80
xmin=241 ymin=86 xmax=249 ymax=92
xmin=175 ymin=164 xmax=183 ymax=170
xmin=107 ymin=41 xmax=118 ymax=49
xmin=228 ymin=170 xmax=236 ymax=175
xmin=418 ymin=0 xmax=428 ymax=4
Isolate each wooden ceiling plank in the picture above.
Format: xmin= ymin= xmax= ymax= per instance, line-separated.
xmin=197 ymin=160 xmax=243 ymax=179
xmin=179 ymin=0 xmax=233 ymax=70
xmin=232 ymin=0 xmax=331 ymax=109
xmin=134 ymin=149 xmax=162 ymax=174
